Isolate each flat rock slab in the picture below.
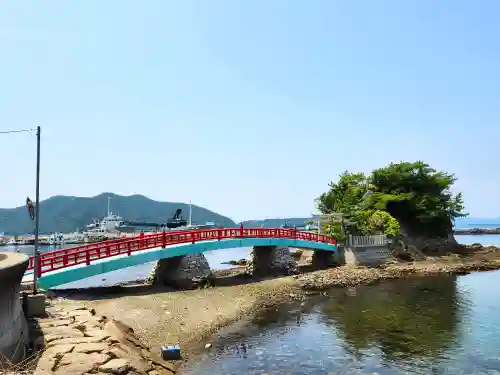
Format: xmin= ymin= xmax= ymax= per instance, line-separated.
xmin=66 ymin=309 xmax=94 ymax=318
xmin=35 ymin=356 xmax=57 ymax=373
xmin=84 ymin=329 xmax=111 ymax=341
xmin=44 ymin=343 xmax=75 ymax=357
xmin=106 ymin=343 xmax=151 ymax=373
xmin=73 ymin=342 xmax=109 ymax=354
xmin=38 ymin=318 xmax=73 ymax=328
xmin=55 ymin=352 xmax=110 ymax=375
xmin=98 ymin=358 xmax=130 ymax=374
xmin=44 ymin=325 xmax=84 ymax=337
xmin=46 ymin=336 xmax=106 ymax=347
xmin=45 ymin=333 xmax=78 ymax=343
xmin=71 ymin=317 xmax=104 ymax=330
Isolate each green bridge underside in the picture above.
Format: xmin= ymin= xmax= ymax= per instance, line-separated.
xmin=38 ymin=238 xmax=337 ymax=289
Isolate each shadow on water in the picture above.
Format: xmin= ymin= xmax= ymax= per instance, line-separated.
xmin=318 ymin=275 xmax=470 ymax=369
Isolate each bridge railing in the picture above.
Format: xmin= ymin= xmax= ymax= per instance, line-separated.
xmin=27 ymin=228 xmax=336 ymax=276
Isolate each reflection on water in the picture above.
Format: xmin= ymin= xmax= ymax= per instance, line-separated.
xmin=185 ymin=271 xmax=500 ymax=375
xmin=318 ymin=277 xmax=467 ymax=374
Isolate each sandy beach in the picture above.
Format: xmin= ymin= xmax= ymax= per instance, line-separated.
xmin=45 ymin=243 xmax=500 ymax=372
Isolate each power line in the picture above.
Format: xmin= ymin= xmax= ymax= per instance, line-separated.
xmin=0 ymin=128 xmax=37 ymax=135
xmin=0 ymin=126 xmax=42 ymax=295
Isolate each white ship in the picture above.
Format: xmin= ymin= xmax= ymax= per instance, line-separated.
xmin=85 ymin=197 xmax=125 ymax=237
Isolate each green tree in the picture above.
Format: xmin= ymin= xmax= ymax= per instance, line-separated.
xmin=316 ymin=171 xmax=368 ymax=214
xmin=316 ymin=161 xmax=466 ymax=238
xmin=316 ymin=171 xmax=371 ymax=239
xmin=368 ymin=161 xmax=467 ymax=236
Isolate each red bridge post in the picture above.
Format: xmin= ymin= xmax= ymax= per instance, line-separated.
xmin=240 ymin=224 xmax=243 ymax=238
xmin=140 ymin=232 xmax=145 ymax=249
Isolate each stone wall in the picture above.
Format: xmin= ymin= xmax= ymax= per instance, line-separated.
xmin=33 ymin=306 xmax=176 ymax=375
xmin=148 ymin=253 xmax=213 ymax=289
xmin=0 ymin=252 xmax=30 ymax=366
xmin=245 ymin=246 xmax=298 ymax=276
xmin=341 ymin=245 xmax=392 ymax=267
xmin=298 ymin=249 xmax=341 ymax=269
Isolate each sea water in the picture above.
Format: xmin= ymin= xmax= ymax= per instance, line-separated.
xmin=185 ymin=271 xmax=500 ymax=375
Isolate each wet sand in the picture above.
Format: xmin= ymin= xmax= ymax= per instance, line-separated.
xmin=51 ymin=244 xmax=500 ymax=370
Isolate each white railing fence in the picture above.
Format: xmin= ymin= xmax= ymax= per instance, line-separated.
xmin=347 ymin=234 xmax=388 ymax=247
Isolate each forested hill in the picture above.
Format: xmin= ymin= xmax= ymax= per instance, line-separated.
xmin=0 ymin=193 xmax=235 ymax=235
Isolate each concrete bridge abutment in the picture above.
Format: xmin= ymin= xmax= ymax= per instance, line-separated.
xmin=0 ymin=252 xmax=30 ymax=366
xmin=245 ymin=246 xmax=298 ymax=276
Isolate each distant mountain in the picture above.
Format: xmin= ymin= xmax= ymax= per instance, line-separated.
xmin=0 ymin=193 xmax=236 ymax=235
xmin=241 ymin=217 xmax=312 ymax=228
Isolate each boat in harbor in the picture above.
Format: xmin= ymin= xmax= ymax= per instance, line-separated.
xmin=5 ymin=237 xmax=28 ymax=246
xmin=85 ymin=198 xmax=218 ymax=235
xmin=116 ymin=208 xmax=188 ymax=233
xmin=84 ymin=197 xmax=125 ymax=238
xmin=42 ymin=232 xmax=65 ymax=246
xmin=116 ymin=201 xmax=218 ymax=233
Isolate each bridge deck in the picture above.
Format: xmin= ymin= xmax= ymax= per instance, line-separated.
xmin=22 ymin=228 xmax=336 ymax=289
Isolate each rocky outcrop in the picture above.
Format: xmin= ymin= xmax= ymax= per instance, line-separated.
xmin=388 ymin=233 xmax=461 ymax=257
xmin=148 ymin=253 xmax=213 ymax=289
xmin=385 ymin=200 xmax=461 ymax=255
xmin=33 ymin=307 xmax=176 ymax=375
xmin=245 ymin=246 xmax=298 ymax=276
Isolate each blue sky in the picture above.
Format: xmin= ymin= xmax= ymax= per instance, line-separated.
xmin=0 ymin=0 xmax=498 ymax=222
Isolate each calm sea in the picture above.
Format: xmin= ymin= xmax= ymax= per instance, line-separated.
xmin=185 ymin=271 xmax=500 ymax=375
xmin=5 ymin=223 xmax=500 ymax=289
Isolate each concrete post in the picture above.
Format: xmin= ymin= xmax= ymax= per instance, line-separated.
xmin=0 ymin=252 xmax=30 ymax=365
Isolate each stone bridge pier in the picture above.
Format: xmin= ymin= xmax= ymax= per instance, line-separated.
xmin=148 ymin=246 xmax=303 ymax=287
xmin=245 ymin=246 xmax=298 ymax=276
xmin=299 ymin=249 xmax=340 ymax=269
xmin=149 ymin=253 xmax=213 ymax=289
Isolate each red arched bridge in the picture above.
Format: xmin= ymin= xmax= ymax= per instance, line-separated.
xmin=24 ymin=227 xmax=337 ymax=289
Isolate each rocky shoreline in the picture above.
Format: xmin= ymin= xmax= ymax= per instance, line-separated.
xmin=454 ymin=227 xmax=500 ymax=235
xmin=35 ymin=244 xmax=500 ymax=374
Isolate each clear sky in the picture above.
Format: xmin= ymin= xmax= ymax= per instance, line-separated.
xmin=0 ymin=0 xmax=498 ymax=222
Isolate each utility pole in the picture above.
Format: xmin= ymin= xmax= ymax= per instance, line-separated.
xmin=33 ymin=126 xmax=41 ymax=295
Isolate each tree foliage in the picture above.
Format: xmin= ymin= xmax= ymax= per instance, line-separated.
xmin=317 ymin=161 xmax=467 ymax=238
